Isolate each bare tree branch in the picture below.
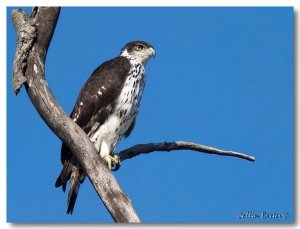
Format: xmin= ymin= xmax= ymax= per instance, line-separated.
xmin=11 ymin=7 xmax=140 ymax=223
xmin=117 ymin=141 xmax=255 ymax=162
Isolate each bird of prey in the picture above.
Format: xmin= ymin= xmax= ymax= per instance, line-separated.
xmin=55 ymin=41 xmax=155 ymax=214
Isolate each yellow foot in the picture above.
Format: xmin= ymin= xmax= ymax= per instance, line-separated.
xmin=103 ymin=154 xmax=121 ymax=171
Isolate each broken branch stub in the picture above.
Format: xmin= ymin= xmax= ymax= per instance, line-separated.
xmin=11 ymin=9 xmax=37 ymax=94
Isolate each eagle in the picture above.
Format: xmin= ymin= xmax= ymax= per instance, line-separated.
xmin=55 ymin=41 xmax=155 ymax=214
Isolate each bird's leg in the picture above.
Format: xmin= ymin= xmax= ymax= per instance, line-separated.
xmin=103 ymin=153 xmax=121 ymax=171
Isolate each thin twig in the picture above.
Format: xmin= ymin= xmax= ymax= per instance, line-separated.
xmin=118 ymin=141 xmax=255 ymax=162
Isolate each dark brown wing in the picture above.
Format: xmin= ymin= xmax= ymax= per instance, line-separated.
xmin=71 ymin=56 xmax=131 ymax=133
xmin=55 ymin=56 xmax=131 ymax=214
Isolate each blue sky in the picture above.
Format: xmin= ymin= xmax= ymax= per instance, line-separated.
xmin=7 ymin=7 xmax=294 ymax=223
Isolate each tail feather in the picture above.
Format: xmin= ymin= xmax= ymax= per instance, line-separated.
xmin=55 ymin=156 xmax=84 ymax=214
xmin=66 ymin=166 xmax=82 ymax=214
xmin=55 ymin=160 xmax=73 ymax=192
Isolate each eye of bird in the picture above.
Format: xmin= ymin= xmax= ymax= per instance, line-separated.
xmin=135 ymin=45 xmax=144 ymax=51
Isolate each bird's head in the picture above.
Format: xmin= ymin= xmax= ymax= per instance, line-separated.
xmin=120 ymin=41 xmax=155 ymax=65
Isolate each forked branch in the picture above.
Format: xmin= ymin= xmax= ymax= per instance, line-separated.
xmin=11 ymin=6 xmax=255 ymax=223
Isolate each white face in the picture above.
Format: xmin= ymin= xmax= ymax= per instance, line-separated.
xmin=121 ymin=43 xmax=156 ymax=65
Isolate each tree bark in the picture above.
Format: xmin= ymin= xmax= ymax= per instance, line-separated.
xmin=11 ymin=7 xmax=140 ymax=223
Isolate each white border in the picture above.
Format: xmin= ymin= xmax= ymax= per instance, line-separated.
xmin=2 ymin=0 xmax=300 ymax=6
xmin=2 ymin=1 xmax=299 ymax=229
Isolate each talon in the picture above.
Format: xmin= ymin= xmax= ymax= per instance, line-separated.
xmin=111 ymin=154 xmax=121 ymax=171
xmin=103 ymin=154 xmax=121 ymax=171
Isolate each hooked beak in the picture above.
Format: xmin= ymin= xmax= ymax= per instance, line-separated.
xmin=149 ymin=47 xmax=156 ymax=57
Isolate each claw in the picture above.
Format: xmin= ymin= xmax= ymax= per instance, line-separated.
xmin=103 ymin=154 xmax=121 ymax=171
xmin=111 ymin=154 xmax=121 ymax=171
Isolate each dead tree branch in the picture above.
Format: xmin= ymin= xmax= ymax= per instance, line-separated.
xmin=11 ymin=7 xmax=140 ymax=223
xmin=118 ymin=141 xmax=255 ymax=162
